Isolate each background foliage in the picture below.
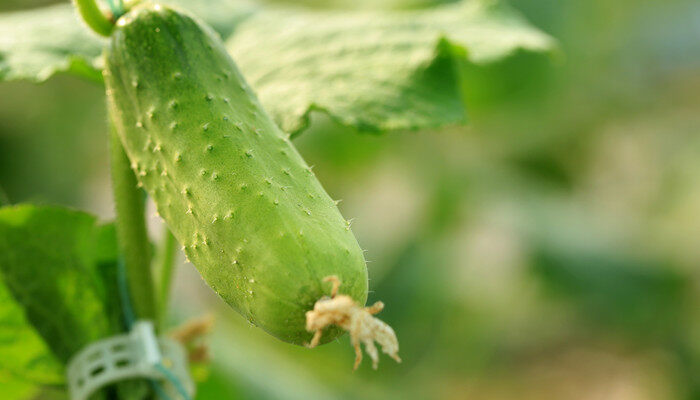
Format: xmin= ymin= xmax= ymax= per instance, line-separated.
xmin=1 ymin=0 xmax=700 ymax=399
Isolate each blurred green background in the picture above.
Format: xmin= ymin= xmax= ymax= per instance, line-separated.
xmin=2 ymin=0 xmax=700 ymax=399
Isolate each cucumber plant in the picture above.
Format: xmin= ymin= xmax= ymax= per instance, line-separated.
xmin=0 ymin=0 xmax=554 ymax=397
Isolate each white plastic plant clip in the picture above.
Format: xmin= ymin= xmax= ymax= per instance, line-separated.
xmin=66 ymin=321 xmax=194 ymax=400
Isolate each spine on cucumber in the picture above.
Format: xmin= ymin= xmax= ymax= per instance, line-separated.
xmin=104 ymin=3 xmax=367 ymax=345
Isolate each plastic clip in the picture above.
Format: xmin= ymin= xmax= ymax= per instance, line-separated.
xmin=66 ymin=320 xmax=194 ymax=400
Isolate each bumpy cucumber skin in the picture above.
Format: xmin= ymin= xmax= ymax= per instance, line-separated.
xmin=104 ymin=3 xmax=367 ymax=345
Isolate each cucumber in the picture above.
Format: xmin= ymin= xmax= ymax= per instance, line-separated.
xmin=104 ymin=3 xmax=367 ymax=345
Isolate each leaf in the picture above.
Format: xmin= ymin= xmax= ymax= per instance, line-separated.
xmin=523 ymin=204 xmax=690 ymax=339
xmin=276 ymin=0 xmax=453 ymax=10
xmin=0 ymin=371 xmax=68 ymax=400
xmin=530 ymin=238 xmax=689 ymax=339
xmin=0 ymin=205 xmax=123 ymax=367
xmin=0 ymin=4 xmax=104 ymax=82
xmin=0 ymin=0 xmax=553 ymax=135
xmin=227 ymin=0 xmax=555 ymax=135
xmin=0 ymin=280 xmax=64 ymax=387
xmin=0 ymin=375 xmax=38 ymax=400
xmin=167 ymin=0 xmax=258 ymax=39
xmin=0 ymin=0 xmax=255 ymax=83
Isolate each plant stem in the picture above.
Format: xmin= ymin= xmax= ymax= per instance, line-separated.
xmin=73 ymin=0 xmax=114 ymax=37
xmin=110 ymin=126 xmax=157 ymax=321
xmin=156 ymin=227 xmax=177 ymax=327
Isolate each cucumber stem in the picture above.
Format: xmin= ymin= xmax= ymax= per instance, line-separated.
xmin=110 ymin=125 xmax=157 ymax=322
xmin=73 ymin=0 xmax=115 ymax=37
xmin=156 ymin=227 xmax=178 ymax=328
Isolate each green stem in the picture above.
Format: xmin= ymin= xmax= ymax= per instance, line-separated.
xmin=110 ymin=126 xmax=157 ymax=321
xmin=156 ymin=227 xmax=177 ymax=327
xmin=73 ymin=0 xmax=114 ymax=37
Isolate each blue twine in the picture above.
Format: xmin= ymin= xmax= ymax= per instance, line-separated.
xmin=117 ymin=259 xmax=192 ymax=400
xmin=104 ymin=0 xmax=118 ymax=15
xmin=151 ymin=380 xmax=171 ymax=399
xmin=117 ymin=258 xmax=136 ymax=329
xmin=155 ymin=363 xmax=192 ymax=400
xmin=104 ymin=0 xmax=126 ymax=19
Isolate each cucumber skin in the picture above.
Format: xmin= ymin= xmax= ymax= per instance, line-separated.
xmin=104 ymin=3 xmax=367 ymax=345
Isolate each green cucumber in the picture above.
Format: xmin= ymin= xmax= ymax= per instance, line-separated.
xmin=104 ymin=3 xmax=367 ymax=345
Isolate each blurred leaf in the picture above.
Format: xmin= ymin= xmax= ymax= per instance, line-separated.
xmin=0 ymin=0 xmax=255 ymax=83
xmin=261 ymin=0 xmax=456 ymax=11
xmin=227 ymin=0 xmax=555 ymax=135
xmin=0 ymin=377 xmax=67 ymax=400
xmin=0 ymin=376 xmax=38 ymax=400
xmin=167 ymin=0 xmax=258 ymax=39
xmin=528 ymin=216 xmax=690 ymax=339
xmin=532 ymin=247 xmax=688 ymax=335
xmin=0 ymin=4 xmax=104 ymax=83
xmin=0 ymin=204 xmax=123 ymax=365
xmin=1 ymin=0 xmax=552 ymax=136
xmin=0 ymin=280 xmax=63 ymax=388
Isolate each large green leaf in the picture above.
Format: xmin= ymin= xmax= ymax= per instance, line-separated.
xmin=0 ymin=0 xmax=254 ymax=83
xmin=0 ymin=0 xmax=553 ymax=134
xmin=227 ymin=0 xmax=555 ymax=134
xmin=0 ymin=280 xmax=63 ymax=388
xmin=0 ymin=205 xmax=123 ymax=368
xmin=0 ymin=4 xmax=104 ymax=82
